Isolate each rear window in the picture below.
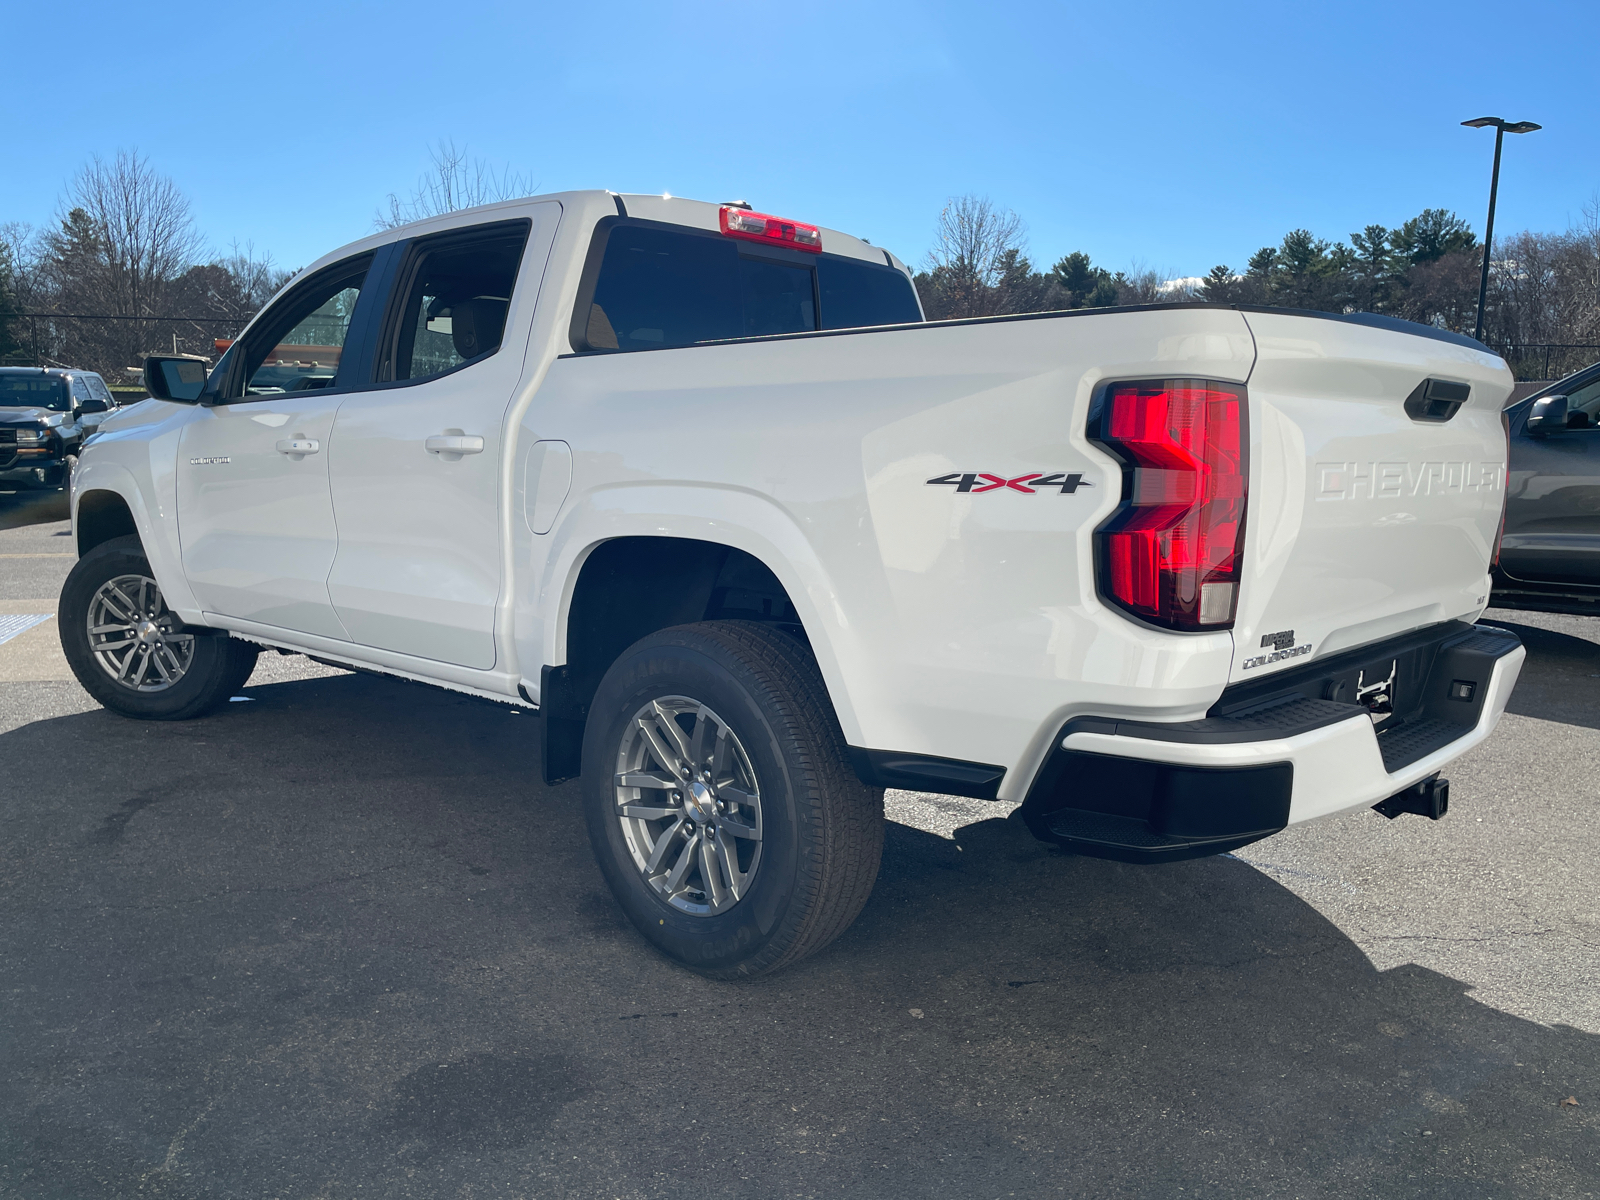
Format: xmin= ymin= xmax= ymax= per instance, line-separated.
xmin=580 ymin=222 xmax=920 ymax=352
xmin=817 ymin=256 xmax=924 ymax=330
xmin=0 ymin=375 xmax=71 ymax=411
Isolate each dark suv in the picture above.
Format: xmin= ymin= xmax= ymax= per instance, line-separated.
xmin=0 ymin=367 xmax=115 ymax=490
xmin=1492 ymin=360 xmax=1600 ymax=613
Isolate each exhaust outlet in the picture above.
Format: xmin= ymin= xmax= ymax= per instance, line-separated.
xmin=1373 ymin=776 xmax=1449 ymax=821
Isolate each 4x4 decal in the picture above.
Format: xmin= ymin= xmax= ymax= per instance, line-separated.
xmin=926 ymin=472 xmax=1093 ymax=494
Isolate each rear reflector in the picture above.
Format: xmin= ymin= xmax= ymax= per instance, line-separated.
xmin=719 ymin=206 xmax=822 ymax=253
xmin=1092 ymin=380 xmax=1248 ymax=631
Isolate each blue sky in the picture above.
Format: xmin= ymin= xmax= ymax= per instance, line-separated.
xmin=5 ymin=0 xmax=1596 ymax=280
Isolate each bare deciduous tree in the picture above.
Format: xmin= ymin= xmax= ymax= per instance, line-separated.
xmin=1484 ymin=200 xmax=1600 ymax=377
xmin=1114 ymin=262 xmax=1176 ymax=306
xmin=927 ymin=196 xmax=1025 ymax=287
xmin=915 ymin=195 xmax=1064 ymax=319
xmin=377 ymin=140 xmax=537 ymax=230
xmin=918 ymin=196 xmax=1028 ymax=319
xmin=0 ymin=222 xmax=42 ymax=363
xmin=5 ymin=154 xmax=290 ymax=375
xmin=51 ymin=150 xmax=206 ymax=320
xmin=27 ymin=151 xmax=208 ymax=373
xmin=0 ymin=223 xmax=41 ymax=302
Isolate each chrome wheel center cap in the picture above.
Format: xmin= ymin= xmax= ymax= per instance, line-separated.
xmin=685 ymin=780 xmax=716 ymax=824
xmin=137 ymin=619 xmax=161 ymax=643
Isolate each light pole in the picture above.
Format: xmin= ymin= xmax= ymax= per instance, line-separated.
xmin=1462 ymin=116 xmax=1541 ymax=343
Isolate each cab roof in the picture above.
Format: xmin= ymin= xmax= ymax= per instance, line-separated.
xmin=303 ymin=190 xmax=907 ymax=279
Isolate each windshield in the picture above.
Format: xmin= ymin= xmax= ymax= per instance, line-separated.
xmin=0 ymin=376 xmax=71 ymax=411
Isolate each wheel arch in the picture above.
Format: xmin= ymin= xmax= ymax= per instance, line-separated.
xmin=75 ymin=488 xmax=140 ymax=556
xmin=69 ymin=457 xmax=203 ymax=621
xmin=539 ymin=529 xmax=857 ymax=785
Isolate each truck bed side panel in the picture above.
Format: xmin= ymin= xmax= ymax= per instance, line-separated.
xmin=524 ymin=308 xmax=1255 ymax=797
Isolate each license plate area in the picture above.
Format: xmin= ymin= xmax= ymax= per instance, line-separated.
xmin=1211 ymin=621 xmax=1521 ymax=772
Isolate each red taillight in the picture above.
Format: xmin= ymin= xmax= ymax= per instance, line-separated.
xmin=1093 ymin=380 xmax=1247 ymax=630
xmin=719 ymin=206 xmax=823 ymax=253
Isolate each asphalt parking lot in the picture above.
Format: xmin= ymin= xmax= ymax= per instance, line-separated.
xmin=1 ymin=491 xmax=1596 ymax=1199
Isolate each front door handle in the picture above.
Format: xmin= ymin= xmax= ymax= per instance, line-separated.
xmin=275 ymin=438 xmax=320 ymax=457
xmin=425 ymin=433 xmax=485 ymax=460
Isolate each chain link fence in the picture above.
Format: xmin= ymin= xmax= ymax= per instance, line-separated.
xmin=2 ymin=311 xmax=256 ymax=389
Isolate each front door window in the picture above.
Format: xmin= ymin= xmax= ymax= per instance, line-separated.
xmin=230 ymin=261 xmax=371 ymax=400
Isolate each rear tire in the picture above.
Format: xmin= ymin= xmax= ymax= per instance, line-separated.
xmin=59 ymin=534 xmax=259 ymax=720
xmin=582 ymin=621 xmax=884 ymax=978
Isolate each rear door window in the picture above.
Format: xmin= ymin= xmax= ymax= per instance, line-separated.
xmin=383 ymin=222 xmax=529 ymax=383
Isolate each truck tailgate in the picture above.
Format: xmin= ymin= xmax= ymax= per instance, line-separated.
xmin=1231 ymin=312 xmax=1514 ymax=684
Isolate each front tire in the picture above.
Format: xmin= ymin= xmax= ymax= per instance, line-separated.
xmin=59 ymin=534 xmax=259 ymax=720
xmin=582 ymin=621 xmax=884 ymax=978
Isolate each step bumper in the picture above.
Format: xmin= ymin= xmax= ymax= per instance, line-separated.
xmin=1018 ymin=623 xmax=1524 ymax=863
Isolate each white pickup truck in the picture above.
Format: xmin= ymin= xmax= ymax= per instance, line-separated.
xmin=62 ymin=191 xmax=1525 ymax=977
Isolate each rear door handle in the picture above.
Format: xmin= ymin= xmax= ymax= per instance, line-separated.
xmin=425 ymin=434 xmax=485 ymax=458
xmin=275 ymin=438 xmax=320 ymax=457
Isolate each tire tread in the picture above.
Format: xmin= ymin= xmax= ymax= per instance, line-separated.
xmin=698 ymin=622 xmax=884 ymax=975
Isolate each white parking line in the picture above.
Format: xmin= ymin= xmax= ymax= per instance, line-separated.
xmin=0 ymin=614 xmax=53 ymax=646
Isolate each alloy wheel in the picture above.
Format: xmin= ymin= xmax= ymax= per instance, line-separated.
xmin=613 ymin=696 xmax=763 ymax=916
xmin=86 ymin=574 xmax=196 ymax=692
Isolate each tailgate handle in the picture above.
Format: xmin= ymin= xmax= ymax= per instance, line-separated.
xmin=1404 ymin=378 xmax=1470 ymax=423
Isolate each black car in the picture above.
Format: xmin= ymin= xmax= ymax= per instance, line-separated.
xmin=1492 ymin=360 xmax=1600 ymax=614
xmin=0 ymin=367 xmax=111 ymax=490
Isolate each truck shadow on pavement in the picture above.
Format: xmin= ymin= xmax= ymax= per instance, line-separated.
xmin=1 ymin=671 xmax=1595 ymax=1199
xmin=1484 ymin=616 xmax=1600 ymax=731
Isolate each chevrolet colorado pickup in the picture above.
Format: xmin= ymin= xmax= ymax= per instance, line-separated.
xmin=61 ymin=191 xmax=1525 ymax=977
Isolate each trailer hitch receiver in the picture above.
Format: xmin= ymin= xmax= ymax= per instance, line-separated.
xmin=1373 ymin=776 xmax=1449 ymax=821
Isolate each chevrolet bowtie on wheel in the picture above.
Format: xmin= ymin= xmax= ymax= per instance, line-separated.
xmin=64 ymin=189 xmax=1524 ymax=977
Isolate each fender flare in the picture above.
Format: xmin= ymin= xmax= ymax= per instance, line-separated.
xmin=530 ymin=482 xmax=872 ymax=746
xmin=71 ymin=458 xmax=203 ymax=622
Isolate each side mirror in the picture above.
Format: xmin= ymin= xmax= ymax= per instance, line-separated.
xmin=143 ymin=356 xmax=209 ymax=403
xmin=1526 ymin=394 xmax=1568 ymax=435
xmin=78 ymin=398 xmax=109 ymax=414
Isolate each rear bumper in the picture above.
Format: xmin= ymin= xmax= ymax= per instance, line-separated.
xmin=1019 ymin=622 xmax=1524 ymax=862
